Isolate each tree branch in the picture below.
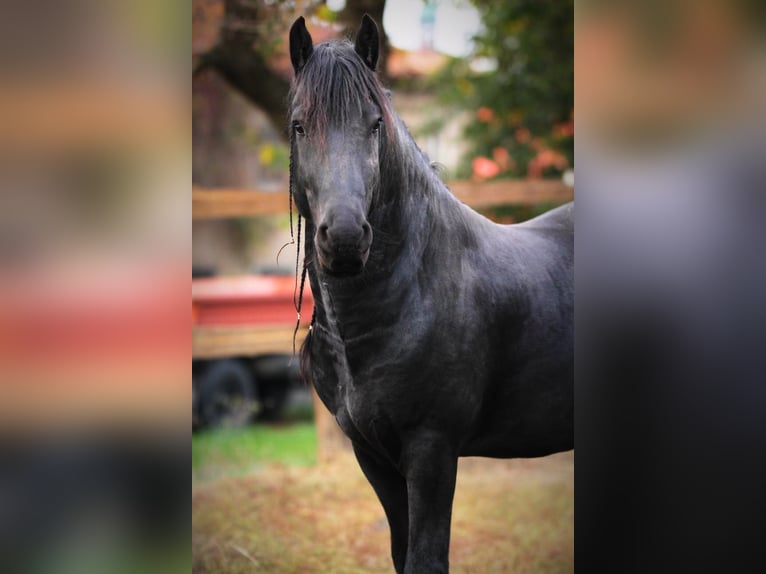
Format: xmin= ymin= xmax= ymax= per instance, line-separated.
xmin=193 ymin=0 xmax=292 ymax=139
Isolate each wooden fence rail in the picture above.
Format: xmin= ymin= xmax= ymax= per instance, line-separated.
xmin=192 ymin=179 xmax=573 ymax=219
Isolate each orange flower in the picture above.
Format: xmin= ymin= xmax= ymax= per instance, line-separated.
xmin=514 ymin=127 xmax=531 ymax=144
xmin=476 ymin=107 xmax=495 ymax=123
xmin=538 ymin=149 xmax=568 ymax=170
xmin=527 ymin=158 xmax=543 ymax=179
xmin=528 ymin=148 xmax=569 ymax=177
xmin=492 ymin=146 xmax=514 ymax=170
xmin=553 ymin=121 xmax=574 ymax=139
xmin=472 ymin=156 xmax=500 ymax=180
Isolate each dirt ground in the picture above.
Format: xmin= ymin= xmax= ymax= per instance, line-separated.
xmin=193 ymin=450 xmax=573 ymax=573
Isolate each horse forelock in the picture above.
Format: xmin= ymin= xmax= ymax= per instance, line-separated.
xmin=289 ymin=41 xmax=395 ymax=148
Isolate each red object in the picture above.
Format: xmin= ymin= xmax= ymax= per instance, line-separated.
xmin=0 ymin=261 xmax=189 ymax=367
xmin=192 ymin=274 xmax=313 ymax=326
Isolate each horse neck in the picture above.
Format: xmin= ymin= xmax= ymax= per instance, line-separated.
xmin=378 ymin=128 xmax=474 ymax=273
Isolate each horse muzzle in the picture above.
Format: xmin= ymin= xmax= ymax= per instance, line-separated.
xmin=315 ymin=218 xmax=372 ymax=276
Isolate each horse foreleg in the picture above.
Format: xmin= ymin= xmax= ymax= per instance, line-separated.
xmin=352 ymin=442 xmax=409 ymax=574
xmin=402 ymin=433 xmax=458 ymax=574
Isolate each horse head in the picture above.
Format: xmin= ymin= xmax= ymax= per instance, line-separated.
xmin=288 ymin=15 xmax=390 ymax=277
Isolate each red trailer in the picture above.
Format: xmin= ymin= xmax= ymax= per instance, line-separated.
xmin=192 ymin=273 xmax=313 ymax=429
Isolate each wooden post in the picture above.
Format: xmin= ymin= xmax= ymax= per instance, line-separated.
xmin=312 ymin=387 xmax=352 ymax=464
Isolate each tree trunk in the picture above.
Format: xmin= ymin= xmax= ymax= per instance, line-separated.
xmin=194 ymin=0 xmax=292 ymax=138
xmin=194 ymin=0 xmax=391 ymax=135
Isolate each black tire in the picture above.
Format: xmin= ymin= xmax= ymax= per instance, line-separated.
xmin=258 ymin=382 xmax=291 ymax=421
xmin=251 ymin=355 xmax=294 ymax=421
xmin=198 ymin=360 xmax=259 ymax=429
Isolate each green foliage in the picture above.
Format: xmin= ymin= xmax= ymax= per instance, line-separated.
xmin=257 ymin=142 xmax=290 ymax=172
xmin=436 ymin=1 xmax=573 ymax=180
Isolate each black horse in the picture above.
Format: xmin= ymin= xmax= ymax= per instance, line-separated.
xmin=288 ymin=15 xmax=573 ymax=574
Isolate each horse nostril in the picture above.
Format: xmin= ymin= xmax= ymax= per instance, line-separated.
xmin=317 ymin=219 xmax=370 ymax=254
xmin=318 ymin=223 xmax=330 ymax=243
xmin=361 ymin=222 xmax=372 ymax=245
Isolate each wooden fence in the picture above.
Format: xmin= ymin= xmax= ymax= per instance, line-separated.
xmin=192 ymin=179 xmax=573 ymax=219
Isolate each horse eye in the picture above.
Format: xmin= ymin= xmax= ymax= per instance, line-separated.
xmin=371 ymin=118 xmax=383 ymax=135
xmin=293 ymin=121 xmax=306 ymax=136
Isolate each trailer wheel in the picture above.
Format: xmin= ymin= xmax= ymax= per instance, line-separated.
xmin=198 ymin=360 xmax=259 ymax=429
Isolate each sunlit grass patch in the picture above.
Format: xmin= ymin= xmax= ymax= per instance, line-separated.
xmin=192 ymin=423 xmax=317 ymax=481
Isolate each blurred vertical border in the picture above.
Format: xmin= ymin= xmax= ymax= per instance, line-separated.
xmin=0 ymin=1 xmax=189 ymax=573
xmin=576 ymin=0 xmax=766 ymax=571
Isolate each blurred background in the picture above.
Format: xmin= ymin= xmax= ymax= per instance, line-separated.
xmin=0 ymin=1 xmax=188 ymax=573
xmin=0 ymin=0 xmax=188 ymax=425
xmin=575 ymin=0 xmax=766 ymax=571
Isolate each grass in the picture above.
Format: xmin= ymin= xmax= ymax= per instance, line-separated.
xmin=192 ymin=401 xmax=573 ymax=573
xmin=192 ymin=422 xmax=317 ymax=482
xmin=193 ymin=440 xmax=574 ymax=573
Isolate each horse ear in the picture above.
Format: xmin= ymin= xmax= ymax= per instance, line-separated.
xmin=289 ymin=16 xmax=314 ymax=74
xmin=354 ymin=14 xmax=379 ymax=71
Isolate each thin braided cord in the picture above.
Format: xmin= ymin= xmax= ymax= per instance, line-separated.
xmin=276 ymin=135 xmax=297 ymax=266
xmin=292 ymin=257 xmax=309 ymax=356
xmin=287 ymin=133 xmax=310 ymax=357
xmin=293 ymin=214 xmax=302 ymax=312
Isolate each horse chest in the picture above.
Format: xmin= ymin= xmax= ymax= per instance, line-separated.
xmin=310 ymin=325 xmax=410 ymax=455
xmin=311 ymin=281 xmax=489 ymax=455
